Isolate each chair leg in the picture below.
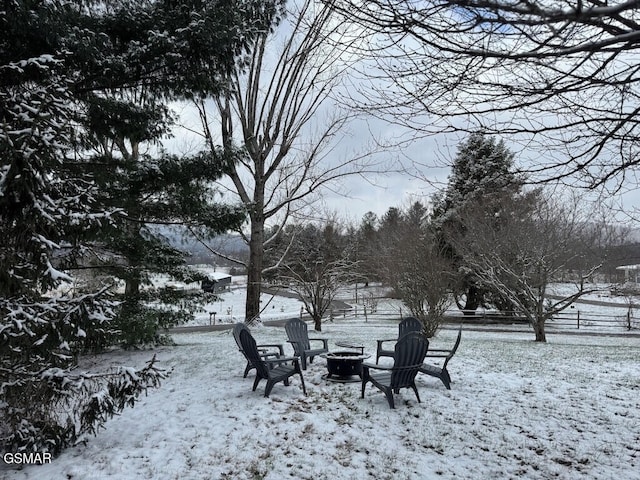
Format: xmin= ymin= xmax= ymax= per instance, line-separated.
xmin=383 ymin=388 xmax=395 ymax=409
xmin=264 ymin=380 xmax=275 ymax=397
xmin=441 ymin=369 xmax=451 ymax=390
xmin=252 ymin=376 xmax=261 ymax=392
xmin=298 ymin=372 xmax=307 ymax=395
xmin=300 ymin=354 xmax=307 ymax=370
xmin=361 ymin=368 xmax=370 ymax=399
xmin=411 ymin=383 xmax=421 ymax=403
xmin=244 ymin=362 xmax=252 ymax=378
xmin=292 ymin=361 xmax=307 ymax=395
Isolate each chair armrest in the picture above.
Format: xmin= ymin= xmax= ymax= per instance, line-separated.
xmin=257 ymin=343 xmax=285 ymax=356
xmin=308 ymin=338 xmax=329 ymax=349
xmin=425 ymin=349 xmax=453 ymax=359
xmin=264 ymin=356 xmax=299 ymax=366
xmin=376 ymin=339 xmax=396 ymax=348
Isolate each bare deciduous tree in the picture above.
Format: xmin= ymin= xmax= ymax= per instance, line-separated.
xmin=271 ymin=221 xmax=357 ymax=331
xmin=394 ymin=233 xmax=455 ymax=338
xmin=282 ymin=257 xmax=356 ymax=331
xmin=199 ymin=0 xmax=378 ymax=322
xmin=376 ymin=202 xmax=453 ymax=337
xmin=329 ymin=0 xmax=640 ymax=193
xmin=449 ymin=190 xmax=606 ymax=342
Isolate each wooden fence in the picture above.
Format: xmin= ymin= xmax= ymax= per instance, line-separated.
xmin=326 ymin=304 xmax=640 ymax=333
xmin=549 ymin=310 xmax=640 ymax=331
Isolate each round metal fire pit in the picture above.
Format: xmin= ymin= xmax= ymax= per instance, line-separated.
xmin=322 ymin=351 xmax=370 ymax=383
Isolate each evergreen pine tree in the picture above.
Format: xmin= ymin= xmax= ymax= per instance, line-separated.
xmin=1 ymin=0 xmax=283 ymax=455
xmin=71 ymin=0 xmax=284 ymax=346
xmin=431 ymin=133 xmax=524 ymax=313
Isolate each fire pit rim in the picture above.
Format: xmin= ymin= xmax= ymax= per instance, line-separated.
xmin=322 ymin=351 xmax=370 ymax=360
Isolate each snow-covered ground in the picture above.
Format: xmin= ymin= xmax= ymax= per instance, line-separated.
xmin=0 ymin=321 xmax=640 ymax=480
xmin=188 ymin=286 xmax=306 ymax=325
xmin=149 ymin=266 xmax=307 ymax=325
xmin=3 ymin=324 xmax=639 ymax=480
xmin=3 ymin=280 xmax=640 ymax=479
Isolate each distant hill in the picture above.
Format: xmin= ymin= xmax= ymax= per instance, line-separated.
xmin=185 ymin=233 xmax=248 ymax=266
xmin=150 ymin=226 xmax=248 ymax=266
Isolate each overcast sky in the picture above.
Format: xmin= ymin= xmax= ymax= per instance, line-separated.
xmin=161 ymin=0 xmax=640 ymax=230
xmin=166 ymin=97 xmax=640 ymax=230
xmin=167 ymin=100 xmax=458 ymax=224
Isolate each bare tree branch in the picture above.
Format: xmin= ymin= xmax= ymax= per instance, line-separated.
xmin=186 ymin=225 xmax=247 ymax=268
xmin=328 ymin=0 xmax=640 ymax=193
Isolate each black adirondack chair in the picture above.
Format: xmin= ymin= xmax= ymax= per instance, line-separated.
xmin=419 ymin=328 xmax=462 ymax=390
xmin=362 ymin=331 xmax=429 ymax=409
xmin=376 ymin=316 xmax=423 ymax=364
xmin=238 ymin=329 xmax=306 ymax=397
xmin=285 ymin=318 xmax=328 ymax=370
xmin=232 ymin=323 xmax=285 ymax=378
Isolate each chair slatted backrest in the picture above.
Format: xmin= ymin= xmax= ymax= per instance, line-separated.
xmin=399 ymin=317 xmax=423 ymax=338
xmin=391 ymin=332 xmax=429 ymax=389
xmin=285 ymin=318 xmax=311 ymax=352
xmin=233 ymin=322 xmax=247 ymax=351
xmin=239 ymin=329 xmax=270 ymax=379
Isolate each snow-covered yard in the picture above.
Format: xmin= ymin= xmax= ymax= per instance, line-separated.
xmin=3 ymin=322 xmax=639 ymax=480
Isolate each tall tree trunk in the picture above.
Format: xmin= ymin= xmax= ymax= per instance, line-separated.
xmin=533 ymin=294 xmax=548 ymax=342
xmin=313 ymin=314 xmax=322 ymax=332
xmin=245 ymin=214 xmax=264 ymax=323
xmin=313 ymin=284 xmax=322 ymax=332
xmin=463 ymin=285 xmax=481 ymax=314
xmin=532 ymin=319 xmax=547 ymax=342
xmin=124 ymin=217 xmax=141 ymax=299
xmin=125 ymin=275 xmax=140 ymax=297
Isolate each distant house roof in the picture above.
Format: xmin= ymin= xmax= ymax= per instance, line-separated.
xmin=207 ymin=272 xmax=232 ymax=281
xmin=616 ymin=264 xmax=640 ymax=271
